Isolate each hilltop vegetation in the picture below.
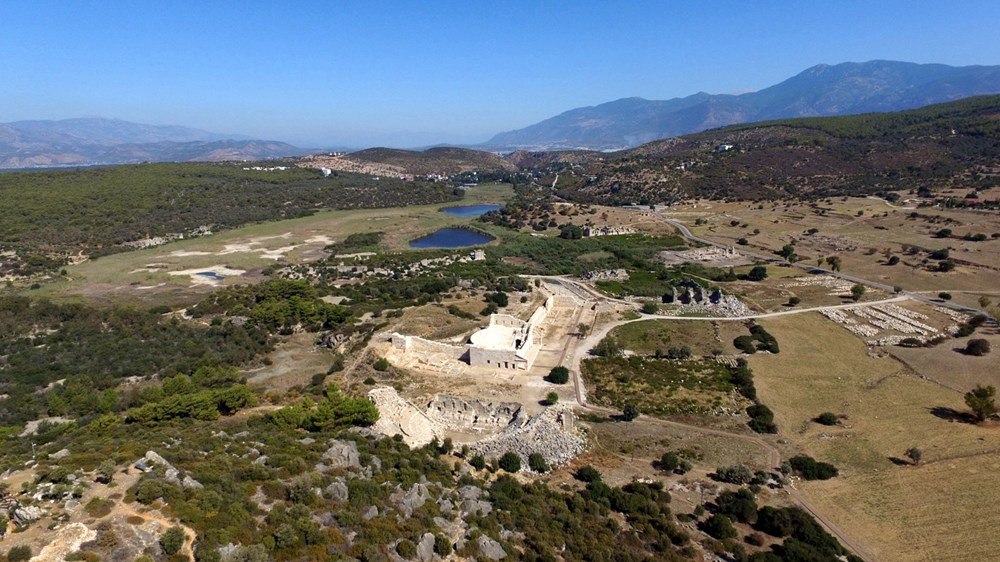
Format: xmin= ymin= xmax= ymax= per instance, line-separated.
xmin=346 ymin=146 xmax=515 ymax=176
xmin=553 ymin=95 xmax=1000 ymax=204
xmin=0 ymin=162 xmax=460 ymax=273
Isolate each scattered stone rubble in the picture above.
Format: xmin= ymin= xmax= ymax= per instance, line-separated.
xmin=784 ymin=274 xmax=855 ymax=295
xmin=424 ymin=395 xmax=521 ymax=433
xmin=821 ymin=303 xmax=961 ymax=346
xmin=580 ymin=268 xmax=629 ymax=282
xmin=674 ymin=294 xmax=754 ymax=318
xmin=583 ymin=226 xmax=635 ymax=237
xmin=469 ymin=405 xmax=585 ymax=469
xmin=123 ymin=226 xmax=212 ymax=249
xmin=658 ymin=246 xmax=750 ymax=267
xmin=133 ymin=451 xmax=203 ymax=489
xmin=369 ymin=388 xmax=586 ymax=468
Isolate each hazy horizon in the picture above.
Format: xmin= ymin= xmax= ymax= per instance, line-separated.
xmin=3 ymin=1 xmax=1000 ymax=148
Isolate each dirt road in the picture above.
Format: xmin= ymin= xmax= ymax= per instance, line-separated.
xmin=552 ymin=288 xmax=876 ymax=560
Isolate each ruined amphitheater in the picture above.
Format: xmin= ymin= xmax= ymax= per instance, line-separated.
xmin=368 ymin=387 xmax=585 ymax=468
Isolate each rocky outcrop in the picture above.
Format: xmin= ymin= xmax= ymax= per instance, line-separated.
xmin=322 ymin=440 xmax=361 ymax=469
xmin=470 ymin=405 xmax=585 ymax=468
xmin=390 ymin=482 xmax=432 ymax=518
xmin=416 ymin=532 xmax=436 ymax=562
xmin=477 ymin=535 xmax=507 ymax=561
xmin=325 ymin=479 xmax=349 ymax=502
xmin=456 ymin=485 xmax=492 ymax=517
xmin=11 ymin=505 xmax=42 ymax=526
xmin=369 ymin=387 xmax=441 ymax=447
xmin=134 ymin=451 xmax=203 ymax=489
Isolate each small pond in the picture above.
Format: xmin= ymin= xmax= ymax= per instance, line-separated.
xmin=409 ymin=228 xmax=493 ymax=248
xmin=197 ymin=271 xmax=225 ymax=280
xmin=441 ymin=204 xmax=502 ymax=217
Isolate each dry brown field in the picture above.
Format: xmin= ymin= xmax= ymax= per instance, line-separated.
xmin=667 ymin=197 xmax=1000 ymax=296
xmin=609 ymin=319 xmax=747 ymax=355
xmin=888 ymin=328 xmax=1000 ymax=392
xmin=578 ymin=416 xmax=771 ymax=477
xmin=747 ymin=312 xmax=1000 ymax=561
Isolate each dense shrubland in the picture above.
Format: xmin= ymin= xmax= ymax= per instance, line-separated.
xmin=0 ymin=295 xmax=272 ymax=425
xmin=0 ymin=162 xmax=460 ymax=272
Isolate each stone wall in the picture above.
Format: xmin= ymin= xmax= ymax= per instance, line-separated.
xmin=390 ymin=333 xmax=468 ymax=360
xmin=468 ymin=347 xmax=526 ymax=370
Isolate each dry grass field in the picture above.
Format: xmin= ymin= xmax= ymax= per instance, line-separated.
xmin=747 ymin=312 xmax=1000 ymax=561
xmin=610 ymin=319 xmax=747 ymax=355
xmin=578 ymin=416 xmax=772 ymax=483
xmin=889 ymin=328 xmax=1000 ymax=392
xmin=668 ymin=196 xmax=1000 ymax=296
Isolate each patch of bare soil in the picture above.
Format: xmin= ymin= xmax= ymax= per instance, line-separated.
xmin=246 ymin=332 xmax=336 ymax=391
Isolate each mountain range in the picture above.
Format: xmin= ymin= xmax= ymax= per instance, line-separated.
xmin=0 ymin=118 xmax=305 ymax=169
xmin=483 ymin=60 xmax=1000 ymax=150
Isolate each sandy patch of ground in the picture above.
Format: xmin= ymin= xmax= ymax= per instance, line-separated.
xmin=245 ymin=333 xmax=336 ymax=391
xmin=32 ymin=523 xmax=97 ymax=562
xmin=162 ymin=233 xmax=332 ymax=262
xmin=168 ymin=250 xmax=212 ymax=257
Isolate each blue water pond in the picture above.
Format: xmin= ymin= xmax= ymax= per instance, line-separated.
xmin=197 ymin=271 xmax=225 ymax=280
xmin=441 ymin=204 xmax=502 ymax=217
xmin=409 ymin=228 xmax=493 ymax=248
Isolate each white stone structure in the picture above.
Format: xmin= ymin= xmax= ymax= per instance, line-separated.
xmin=390 ymin=296 xmax=558 ymax=371
xmin=582 ymin=225 xmax=636 ymax=237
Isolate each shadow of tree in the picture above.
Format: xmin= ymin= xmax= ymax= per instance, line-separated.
xmin=929 ymin=406 xmax=978 ymax=424
xmin=888 ymin=456 xmax=912 ymax=466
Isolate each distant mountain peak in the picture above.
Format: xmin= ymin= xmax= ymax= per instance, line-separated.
xmin=0 ymin=117 xmax=303 ymax=169
xmin=482 ymin=60 xmax=1000 ymax=151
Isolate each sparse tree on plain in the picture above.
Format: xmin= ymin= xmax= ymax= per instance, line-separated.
xmin=905 ymin=447 xmax=922 ymax=465
xmin=850 ymin=284 xmax=866 ymax=302
xmin=622 ymin=403 xmax=640 ymax=421
xmin=965 ymin=385 xmax=997 ymax=422
xmin=546 ymin=366 xmax=570 ymax=384
xmin=965 ymin=339 xmax=991 ymax=356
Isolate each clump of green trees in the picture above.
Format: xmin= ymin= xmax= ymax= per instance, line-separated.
xmin=734 ymin=323 xmax=779 ymax=354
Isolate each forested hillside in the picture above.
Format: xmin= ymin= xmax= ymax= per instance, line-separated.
xmin=0 ymin=163 xmax=460 ymax=275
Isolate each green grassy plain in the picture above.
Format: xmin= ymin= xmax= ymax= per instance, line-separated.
xmin=33 ymin=183 xmax=514 ymax=305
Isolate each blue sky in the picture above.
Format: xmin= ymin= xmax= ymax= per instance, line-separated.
xmin=2 ymin=1 xmax=999 ymax=147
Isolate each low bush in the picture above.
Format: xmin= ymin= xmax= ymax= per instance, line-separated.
xmin=789 ymin=455 xmax=838 ymax=480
